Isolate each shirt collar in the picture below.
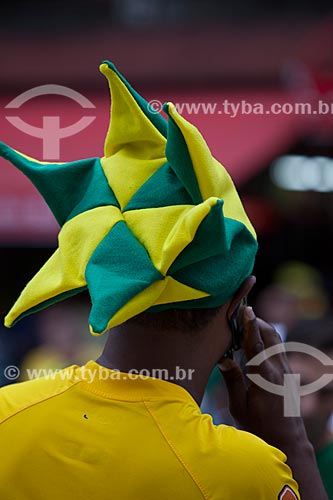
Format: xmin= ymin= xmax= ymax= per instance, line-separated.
xmin=75 ymin=360 xmax=198 ymax=406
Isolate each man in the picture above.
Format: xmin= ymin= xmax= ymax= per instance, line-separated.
xmin=288 ymin=317 xmax=333 ymax=499
xmin=0 ymin=61 xmax=327 ymax=499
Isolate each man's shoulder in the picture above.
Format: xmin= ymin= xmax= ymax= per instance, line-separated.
xmin=0 ymin=364 xmax=80 ymax=424
xmin=165 ymin=411 xmax=299 ymax=498
xmin=191 ymin=414 xmax=287 ymax=464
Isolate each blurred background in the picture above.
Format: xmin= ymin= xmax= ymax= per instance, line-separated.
xmin=1 ymin=1 xmax=333 ymax=492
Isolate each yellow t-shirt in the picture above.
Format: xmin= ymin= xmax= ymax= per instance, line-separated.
xmin=0 ymin=360 xmax=299 ymax=499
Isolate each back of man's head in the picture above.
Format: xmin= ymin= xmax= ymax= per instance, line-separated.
xmin=1 ymin=61 xmax=258 ymax=339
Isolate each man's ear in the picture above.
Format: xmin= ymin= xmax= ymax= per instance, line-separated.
xmin=227 ymin=275 xmax=256 ymax=321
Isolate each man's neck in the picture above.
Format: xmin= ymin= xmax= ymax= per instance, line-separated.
xmin=96 ymin=327 xmax=218 ymax=405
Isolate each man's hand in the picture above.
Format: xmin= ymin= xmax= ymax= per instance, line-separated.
xmin=218 ymin=306 xmax=328 ymax=500
xmin=219 ymin=307 xmax=304 ymax=447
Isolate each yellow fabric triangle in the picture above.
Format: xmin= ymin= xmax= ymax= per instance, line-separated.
xmin=5 ymin=206 xmax=122 ymax=327
xmin=99 ymin=63 xmax=167 ymax=210
xmin=100 ymin=63 xmax=166 ymax=157
xmin=91 ymin=279 xmax=167 ymax=334
xmin=92 ymin=275 xmax=208 ymax=334
xmin=100 ymin=156 xmax=164 ymax=211
xmin=124 ymin=198 xmax=220 ymax=275
xmin=154 ymin=276 xmax=209 ymax=306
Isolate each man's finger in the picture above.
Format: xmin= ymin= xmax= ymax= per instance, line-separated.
xmin=256 ymin=319 xmax=283 ymax=348
xmin=242 ymin=307 xmax=265 ymax=360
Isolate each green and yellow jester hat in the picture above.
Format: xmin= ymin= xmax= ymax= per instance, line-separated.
xmin=0 ymin=61 xmax=258 ymax=335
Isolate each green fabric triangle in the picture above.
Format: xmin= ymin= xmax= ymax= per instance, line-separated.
xmin=85 ymin=220 xmax=163 ymax=334
xmin=0 ymin=143 xmax=119 ymax=226
xmin=123 ymin=162 xmax=194 ymax=212
xmin=169 ymin=200 xmax=227 ymax=274
xmin=163 ymin=104 xmax=203 ymax=205
xmin=168 ymin=201 xmax=258 ymax=298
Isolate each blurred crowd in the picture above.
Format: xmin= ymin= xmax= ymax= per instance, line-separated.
xmin=0 ymin=301 xmax=103 ymax=387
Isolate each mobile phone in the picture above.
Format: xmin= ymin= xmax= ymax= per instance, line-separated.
xmin=224 ymin=296 xmax=247 ymax=359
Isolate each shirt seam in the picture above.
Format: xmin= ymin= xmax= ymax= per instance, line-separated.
xmin=0 ymin=380 xmax=81 ymax=425
xmin=143 ymin=400 xmax=210 ymax=500
xmin=78 ymin=382 xmax=193 ymax=403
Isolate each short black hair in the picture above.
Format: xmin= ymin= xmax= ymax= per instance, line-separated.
xmin=125 ymin=306 xmax=223 ymax=333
